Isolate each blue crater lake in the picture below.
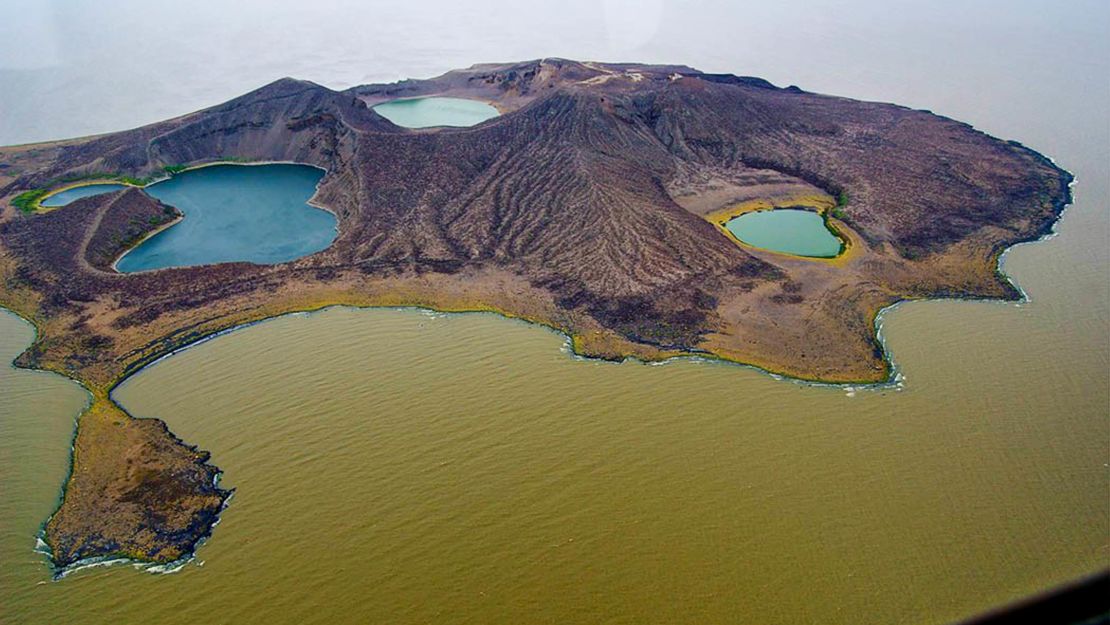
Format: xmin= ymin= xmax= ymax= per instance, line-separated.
xmin=40 ymin=183 xmax=128 ymax=207
xmin=373 ymin=97 xmax=500 ymax=128
xmin=724 ymin=208 xmax=843 ymax=258
xmin=115 ymin=164 xmax=336 ymax=273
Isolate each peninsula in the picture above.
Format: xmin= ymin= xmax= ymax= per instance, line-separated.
xmin=0 ymin=59 xmax=1072 ymax=573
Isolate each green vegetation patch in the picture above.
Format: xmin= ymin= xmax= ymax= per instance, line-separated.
xmin=829 ymin=191 xmax=849 ymax=220
xmin=12 ymin=189 xmax=48 ymax=213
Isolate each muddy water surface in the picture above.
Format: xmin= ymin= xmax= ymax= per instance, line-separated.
xmin=1 ymin=1 xmax=1107 ymax=624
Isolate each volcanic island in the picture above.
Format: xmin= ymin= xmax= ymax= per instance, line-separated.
xmin=0 ymin=60 xmax=1072 ymax=574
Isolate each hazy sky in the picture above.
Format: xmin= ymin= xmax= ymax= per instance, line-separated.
xmin=0 ymin=0 xmax=1106 ymax=153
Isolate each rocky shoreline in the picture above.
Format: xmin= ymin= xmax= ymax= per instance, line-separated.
xmin=41 ymin=395 xmax=230 ymax=573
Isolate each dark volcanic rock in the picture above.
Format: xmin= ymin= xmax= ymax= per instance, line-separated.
xmin=85 ymin=189 xmax=181 ymax=270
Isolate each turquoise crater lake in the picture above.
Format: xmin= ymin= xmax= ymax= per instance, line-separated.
xmin=115 ymin=164 xmax=336 ymax=273
xmin=40 ymin=183 xmax=128 ymax=207
xmin=724 ymin=208 xmax=843 ymax=258
xmin=372 ymin=97 xmax=500 ymax=128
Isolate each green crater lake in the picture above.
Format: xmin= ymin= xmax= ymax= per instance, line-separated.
xmin=116 ymin=164 xmax=336 ymax=273
xmin=372 ymin=96 xmax=500 ymax=128
xmin=40 ymin=183 xmax=128 ymax=207
xmin=725 ymin=208 xmax=843 ymax=257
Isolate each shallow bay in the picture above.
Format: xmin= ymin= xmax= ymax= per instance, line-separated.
xmin=1 ymin=275 xmax=1107 ymax=624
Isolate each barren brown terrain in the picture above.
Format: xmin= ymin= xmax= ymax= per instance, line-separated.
xmin=0 ymin=59 xmax=1071 ymax=572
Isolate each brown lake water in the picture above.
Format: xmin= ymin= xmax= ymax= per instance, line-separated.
xmin=1 ymin=1 xmax=1107 ymax=624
